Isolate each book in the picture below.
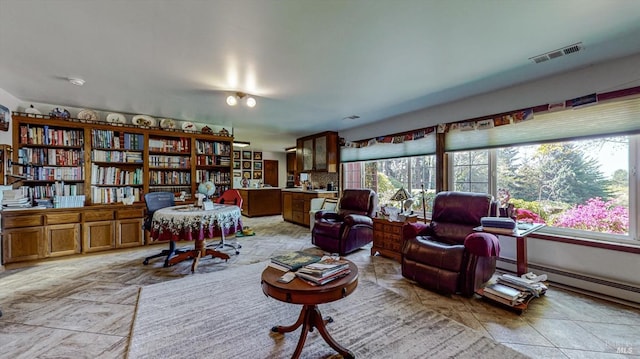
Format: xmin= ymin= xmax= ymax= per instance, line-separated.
xmin=295 ymin=268 xmax=351 ymax=286
xmin=483 ymin=283 xmax=523 ymax=302
xmin=296 ymin=256 xmax=350 ymax=278
xmin=270 ymin=251 xmax=322 ymax=271
xmin=266 ymin=261 xmax=290 ymax=272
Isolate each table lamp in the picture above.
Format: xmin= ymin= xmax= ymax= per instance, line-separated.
xmin=390 ymin=187 xmax=411 ymax=213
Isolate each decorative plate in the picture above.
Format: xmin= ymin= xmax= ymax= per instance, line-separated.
xmin=78 ymin=109 xmax=99 ymax=122
xmin=160 ymin=118 xmax=176 ymax=129
xmin=181 ymin=121 xmax=196 ymax=131
xmin=24 ymin=105 xmax=41 ymax=115
xmin=106 ymin=113 xmax=127 ymax=125
xmin=50 ymin=108 xmax=70 ymax=119
xmin=132 ymin=115 xmax=157 ymax=127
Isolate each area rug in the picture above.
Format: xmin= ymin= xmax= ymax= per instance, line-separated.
xmin=128 ymin=262 xmax=528 ymax=359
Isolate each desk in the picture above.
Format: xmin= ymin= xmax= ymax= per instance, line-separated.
xmin=476 ymin=223 xmax=544 ymax=276
xmin=150 ymin=204 xmax=242 ymax=272
xmin=261 ymin=261 xmax=358 ymax=359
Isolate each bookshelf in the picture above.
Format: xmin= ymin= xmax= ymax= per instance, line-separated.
xmin=3 ymin=112 xmax=234 ymax=264
xmin=10 ymin=112 xmax=234 ymax=206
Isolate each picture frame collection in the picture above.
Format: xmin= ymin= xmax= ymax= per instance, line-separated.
xmin=234 ymin=150 xmax=262 ymax=180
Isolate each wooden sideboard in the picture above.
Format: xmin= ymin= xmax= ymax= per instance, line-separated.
xmin=2 ymin=204 xmax=145 ymax=264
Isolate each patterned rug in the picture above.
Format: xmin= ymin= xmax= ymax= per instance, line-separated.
xmin=128 ymin=262 xmax=528 ymax=359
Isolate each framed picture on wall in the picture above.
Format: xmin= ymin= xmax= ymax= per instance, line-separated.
xmin=242 ymin=151 xmax=252 ymax=160
xmin=233 ymin=161 xmax=240 ymax=169
xmin=253 ymin=161 xmax=262 ymax=170
xmin=243 ymin=170 xmax=251 ymax=179
xmin=233 ymin=151 xmax=240 ymax=160
xmin=233 ymin=171 xmax=241 ymax=177
xmin=0 ymin=104 xmax=9 ymax=131
xmin=253 ymin=171 xmax=262 ymax=179
xmin=242 ymin=161 xmax=251 ymax=169
xmin=253 ymin=151 xmax=262 ymax=160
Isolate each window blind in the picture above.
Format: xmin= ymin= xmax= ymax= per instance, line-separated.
xmin=340 ymin=135 xmax=435 ymax=162
xmin=445 ymin=96 xmax=640 ymax=151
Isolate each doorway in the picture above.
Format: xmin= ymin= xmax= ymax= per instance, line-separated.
xmin=263 ymin=159 xmax=279 ymax=187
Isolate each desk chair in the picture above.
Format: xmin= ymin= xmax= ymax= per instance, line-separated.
xmin=210 ymin=189 xmax=243 ymax=254
xmin=142 ymin=191 xmax=185 ymax=266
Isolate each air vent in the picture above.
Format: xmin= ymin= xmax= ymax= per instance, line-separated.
xmin=529 ymin=42 xmax=584 ymax=64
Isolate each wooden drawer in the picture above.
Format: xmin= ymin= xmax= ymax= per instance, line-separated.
xmin=3 ymin=214 xmax=44 ymax=228
xmin=84 ymin=210 xmax=114 ymax=222
xmin=292 ymin=193 xmax=305 ymax=201
xmin=46 ymin=212 xmax=82 ymax=225
xmin=292 ymin=211 xmax=305 ymax=224
xmin=292 ymin=199 xmax=305 ymax=212
xmin=117 ymin=207 xmax=145 ymax=219
xmin=383 ymin=224 xmax=402 ymax=235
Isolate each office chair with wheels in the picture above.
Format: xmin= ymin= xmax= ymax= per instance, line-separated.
xmin=210 ymin=189 xmax=244 ymax=254
xmin=142 ymin=191 xmax=185 ymax=266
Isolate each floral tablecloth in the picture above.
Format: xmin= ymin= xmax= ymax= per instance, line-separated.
xmin=150 ymin=204 xmax=242 ymax=242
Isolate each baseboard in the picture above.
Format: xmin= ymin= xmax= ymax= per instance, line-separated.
xmin=497 ymin=258 xmax=640 ymax=307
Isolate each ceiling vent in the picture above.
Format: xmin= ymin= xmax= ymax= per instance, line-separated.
xmin=530 ymin=42 xmax=584 ymax=64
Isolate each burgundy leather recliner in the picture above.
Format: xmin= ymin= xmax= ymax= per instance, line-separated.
xmin=401 ymin=191 xmax=500 ymax=296
xmin=312 ymin=189 xmax=378 ymax=256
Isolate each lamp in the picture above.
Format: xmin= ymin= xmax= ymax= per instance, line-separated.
xmin=226 ymin=92 xmax=257 ymax=108
xmin=233 ymin=141 xmax=251 ymax=148
xmin=390 ymin=187 xmax=411 ymax=213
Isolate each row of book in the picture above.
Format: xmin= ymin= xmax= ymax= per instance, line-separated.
xmin=19 ymin=125 xmax=84 ymax=146
xmin=91 ymin=130 xmax=144 ymax=150
xmin=269 ymin=251 xmax=351 ymax=286
xmin=482 ymin=273 xmax=548 ymax=307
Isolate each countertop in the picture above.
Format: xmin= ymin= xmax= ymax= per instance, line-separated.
xmin=237 ymin=187 xmax=282 ymax=191
xmin=280 ymin=188 xmax=339 ymax=194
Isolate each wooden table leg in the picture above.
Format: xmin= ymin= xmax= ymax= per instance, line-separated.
xmin=272 ymin=305 xmax=353 ymax=359
xmin=516 ymin=235 xmax=528 ymax=276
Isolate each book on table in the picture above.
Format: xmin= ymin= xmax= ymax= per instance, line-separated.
xmin=296 ymin=256 xmax=350 ymax=278
xmin=295 ymin=267 xmax=351 ymax=286
xmin=270 ymin=251 xmax=322 ymax=271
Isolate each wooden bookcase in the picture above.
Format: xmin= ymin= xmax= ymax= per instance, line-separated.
xmin=2 ymin=112 xmax=234 ymax=264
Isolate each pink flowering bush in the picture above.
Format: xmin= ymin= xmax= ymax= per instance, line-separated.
xmin=516 ymin=208 xmax=545 ymax=224
xmin=552 ymin=197 xmax=628 ymax=234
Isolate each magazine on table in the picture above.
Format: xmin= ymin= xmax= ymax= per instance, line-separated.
xmin=270 ymin=251 xmax=322 ymax=271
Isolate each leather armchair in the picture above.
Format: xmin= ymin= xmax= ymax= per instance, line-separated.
xmin=312 ymin=189 xmax=378 ymax=256
xmin=401 ymin=191 xmax=500 ymax=296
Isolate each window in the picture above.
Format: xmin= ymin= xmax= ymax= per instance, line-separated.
xmin=449 ymin=135 xmax=633 ymax=241
xmin=342 ymin=155 xmax=436 ymax=215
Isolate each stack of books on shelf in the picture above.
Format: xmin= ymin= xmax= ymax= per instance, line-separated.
xmin=295 ymin=257 xmax=351 ymax=286
xmin=269 ymin=251 xmax=322 ymax=272
xmin=2 ymin=189 xmax=32 ymax=209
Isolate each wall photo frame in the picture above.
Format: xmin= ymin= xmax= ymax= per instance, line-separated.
xmin=242 ymin=151 xmax=252 ymax=160
xmin=253 ymin=171 xmax=262 ymax=180
xmin=253 ymin=151 xmax=262 ymax=160
xmin=233 ymin=161 xmax=240 ymax=169
xmin=233 ymin=151 xmax=240 ymax=160
xmin=253 ymin=161 xmax=262 ymax=170
xmin=242 ymin=161 xmax=251 ymax=169
xmin=0 ymin=104 xmax=9 ymax=131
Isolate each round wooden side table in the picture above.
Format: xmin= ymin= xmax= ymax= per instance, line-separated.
xmin=261 ymin=260 xmax=358 ymax=359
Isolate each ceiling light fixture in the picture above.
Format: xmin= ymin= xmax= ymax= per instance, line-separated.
xmin=226 ymin=92 xmax=256 ymax=108
xmin=233 ymin=141 xmax=251 ymax=148
xmin=68 ymin=77 xmax=85 ymax=86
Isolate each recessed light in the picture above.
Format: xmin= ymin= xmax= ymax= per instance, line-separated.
xmin=68 ymin=78 xmax=85 ymax=86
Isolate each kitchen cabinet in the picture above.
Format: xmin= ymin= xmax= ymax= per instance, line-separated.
xmin=296 ymin=131 xmax=339 ymax=173
xmin=281 ymin=189 xmax=337 ymax=227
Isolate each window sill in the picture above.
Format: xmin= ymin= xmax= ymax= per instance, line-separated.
xmin=528 ymin=231 xmax=640 ymax=254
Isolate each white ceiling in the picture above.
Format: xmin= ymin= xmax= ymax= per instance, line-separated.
xmin=1 ymin=0 xmax=640 ymax=152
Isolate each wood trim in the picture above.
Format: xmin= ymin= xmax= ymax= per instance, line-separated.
xmin=528 ymin=232 xmax=640 ymax=254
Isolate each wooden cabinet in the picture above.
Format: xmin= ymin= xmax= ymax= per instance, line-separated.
xmin=296 ymin=131 xmax=339 ymax=173
xmin=286 ymin=151 xmax=297 ymax=174
xmin=372 ymin=218 xmax=412 ymax=262
xmin=237 ymin=188 xmax=282 ymax=217
xmin=1 ymin=205 xmax=145 ymax=264
xmin=282 ymin=190 xmax=337 ymax=227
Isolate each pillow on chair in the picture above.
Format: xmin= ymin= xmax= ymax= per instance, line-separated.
xmin=321 ymin=198 xmax=338 ymax=211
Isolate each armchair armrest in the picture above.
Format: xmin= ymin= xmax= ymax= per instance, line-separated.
xmin=315 ymin=210 xmax=340 ymax=221
xmin=343 ymin=214 xmax=373 ymax=227
xmin=403 ymin=222 xmax=430 ymax=239
xmin=464 ymin=232 xmax=500 ymax=257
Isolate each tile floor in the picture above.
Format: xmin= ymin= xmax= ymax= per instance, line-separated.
xmin=0 ymin=216 xmax=639 ymax=358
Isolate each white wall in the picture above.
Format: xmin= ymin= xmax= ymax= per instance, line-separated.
xmin=0 ymin=87 xmax=21 ymax=145
xmin=341 ymin=53 xmax=640 ymax=303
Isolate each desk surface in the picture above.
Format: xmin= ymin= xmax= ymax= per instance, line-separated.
xmin=475 ymin=223 xmax=545 ymax=237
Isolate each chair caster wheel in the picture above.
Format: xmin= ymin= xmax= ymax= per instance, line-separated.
xmin=235 ymin=251 xmax=240 ymax=255
xmin=143 ymin=259 xmax=149 ymax=265
xmin=326 ymin=316 xmax=333 ymax=323
xmin=271 ymin=326 xmax=279 ymax=333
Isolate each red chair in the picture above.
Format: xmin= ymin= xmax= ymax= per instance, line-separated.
xmin=211 ymin=189 xmax=244 ymax=254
